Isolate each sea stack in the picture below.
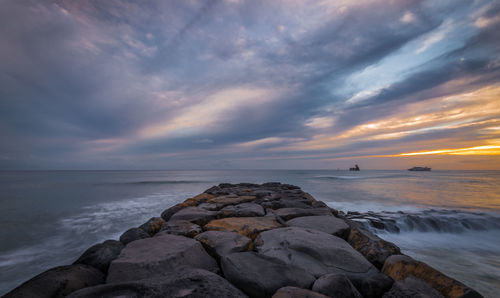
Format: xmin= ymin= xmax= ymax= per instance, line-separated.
xmin=4 ymin=183 xmax=483 ymax=298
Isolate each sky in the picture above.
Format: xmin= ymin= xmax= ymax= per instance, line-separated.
xmin=0 ymin=0 xmax=499 ymax=170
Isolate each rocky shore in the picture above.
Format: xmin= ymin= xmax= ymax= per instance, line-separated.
xmin=3 ymin=183 xmax=483 ymax=298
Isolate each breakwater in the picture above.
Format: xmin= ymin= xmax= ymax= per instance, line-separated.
xmin=3 ymin=183 xmax=483 ymax=298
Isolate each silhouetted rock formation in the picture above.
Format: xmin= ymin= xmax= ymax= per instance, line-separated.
xmin=3 ymin=183 xmax=483 ymax=298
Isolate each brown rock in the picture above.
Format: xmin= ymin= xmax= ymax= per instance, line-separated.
xmin=347 ymin=227 xmax=400 ymax=269
xmin=206 ymin=195 xmax=257 ymax=208
xmin=155 ymin=220 xmax=202 ymax=238
xmin=139 ymin=217 xmax=165 ymax=236
xmin=382 ymin=255 xmax=483 ymax=298
xmin=204 ymin=216 xmax=282 ymax=239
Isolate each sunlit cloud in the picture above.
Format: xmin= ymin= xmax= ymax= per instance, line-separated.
xmin=398 ymin=145 xmax=500 ymax=156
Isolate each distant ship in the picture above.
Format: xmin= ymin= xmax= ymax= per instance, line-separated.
xmin=408 ymin=166 xmax=431 ymax=171
xmin=349 ymin=164 xmax=360 ymax=171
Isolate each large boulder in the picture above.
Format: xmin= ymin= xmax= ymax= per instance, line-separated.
xmin=272 ymin=287 xmax=330 ymax=298
xmin=160 ymin=193 xmax=214 ymax=221
xmin=155 ymin=219 xmax=201 ymax=238
xmin=286 ymin=215 xmax=350 ymax=238
xmin=383 ymin=276 xmax=444 ymax=298
xmin=348 ymin=227 xmax=400 ymax=269
xmin=204 ymin=217 xmax=282 ymax=239
xmin=312 ymin=273 xmax=362 ymax=298
xmin=219 ymin=203 xmax=265 ymax=217
xmin=195 ymin=231 xmax=251 ymax=259
xmin=4 ymin=264 xmax=104 ymax=298
xmin=119 ymin=227 xmax=149 ymax=245
xmin=68 ymin=269 xmax=247 ymax=298
xmin=106 ymin=234 xmax=218 ymax=283
xmin=138 ymin=217 xmax=165 ymax=236
xmin=382 ymin=255 xmax=483 ymax=298
xmin=274 ymin=207 xmax=332 ymax=220
xmin=73 ymin=240 xmax=124 ymax=273
xmin=221 ymin=252 xmax=316 ymax=298
xmin=255 ymin=227 xmax=377 ymax=278
xmin=169 ymin=206 xmax=219 ymax=226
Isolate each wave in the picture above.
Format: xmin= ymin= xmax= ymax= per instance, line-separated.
xmin=345 ymin=209 xmax=500 ymax=234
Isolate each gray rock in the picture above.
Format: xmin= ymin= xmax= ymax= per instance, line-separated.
xmin=274 ymin=207 xmax=332 ymax=220
xmin=68 ymin=269 xmax=247 ymax=298
xmin=107 ymin=234 xmax=218 ymax=283
xmin=255 ymin=227 xmax=376 ymax=278
xmin=119 ymin=227 xmax=150 ymax=245
xmin=383 ymin=276 xmax=444 ymax=298
xmin=139 ymin=217 xmax=165 ymax=236
xmin=73 ymin=240 xmax=124 ymax=273
xmin=286 ymin=215 xmax=350 ymax=238
xmin=312 ymin=273 xmax=362 ymax=298
xmin=347 ymin=271 xmax=393 ymax=298
xmin=261 ymin=199 xmax=312 ymax=210
xmin=160 ymin=204 xmax=184 ymax=221
xmin=4 ymin=264 xmax=104 ymax=298
xmin=272 ymin=287 xmax=330 ymax=298
xmin=219 ymin=203 xmax=265 ymax=217
xmin=198 ymin=202 xmax=220 ymax=211
xmin=221 ymin=252 xmax=316 ymax=298
xmin=195 ymin=231 xmax=251 ymax=259
xmin=169 ymin=206 xmax=219 ymax=226
xmin=156 ymin=219 xmax=201 ymax=238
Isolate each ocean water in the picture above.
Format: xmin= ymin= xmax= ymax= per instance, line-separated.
xmin=0 ymin=170 xmax=499 ymax=297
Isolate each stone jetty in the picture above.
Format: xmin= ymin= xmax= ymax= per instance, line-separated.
xmin=3 ymin=183 xmax=483 ymax=298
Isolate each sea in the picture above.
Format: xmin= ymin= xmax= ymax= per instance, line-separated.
xmin=0 ymin=170 xmax=499 ymax=297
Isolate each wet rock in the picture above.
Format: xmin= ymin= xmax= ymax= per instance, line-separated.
xmin=272 ymin=286 xmax=330 ymax=298
xmin=73 ymin=240 xmax=124 ymax=273
xmin=348 ymin=227 xmax=400 ymax=269
xmin=169 ymin=206 xmax=219 ymax=226
xmin=155 ymin=219 xmax=202 ymax=238
xmin=195 ymin=231 xmax=251 ymax=259
xmin=274 ymin=207 xmax=332 ymax=220
xmin=205 ymin=216 xmax=282 ymax=239
xmin=68 ymin=269 xmax=247 ymax=298
xmin=4 ymin=264 xmax=104 ymax=298
xmin=221 ymin=252 xmax=315 ymax=298
xmin=383 ymin=276 xmax=444 ymax=298
xmin=139 ymin=217 xmax=165 ymax=236
xmin=286 ymin=215 xmax=350 ymax=238
xmin=255 ymin=227 xmax=377 ymax=278
xmin=382 ymin=255 xmax=483 ymax=298
xmin=119 ymin=227 xmax=149 ymax=245
xmin=348 ymin=271 xmax=393 ymax=298
xmin=219 ymin=202 xmax=265 ymax=217
xmin=107 ymin=234 xmax=218 ymax=283
xmin=312 ymin=273 xmax=362 ymax=298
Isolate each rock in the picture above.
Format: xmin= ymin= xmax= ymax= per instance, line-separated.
xmin=261 ymin=199 xmax=313 ymax=210
xmin=219 ymin=202 xmax=265 ymax=217
xmin=348 ymin=271 xmax=393 ymax=298
xmin=195 ymin=231 xmax=251 ymax=259
xmin=383 ymin=276 xmax=444 ymax=298
xmin=68 ymin=269 xmax=247 ymax=298
xmin=312 ymin=273 xmax=362 ymax=298
xmin=106 ymin=234 xmax=218 ymax=283
xmin=382 ymin=255 xmax=483 ymax=298
xmin=73 ymin=240 xmax=124 ymax=273
xmin=347 ymin=227 xmax=400 ymax=269
xmin=139 ymin=217 xmax=165 ymax=236
xmin=160 ymin=193 xmax=214 ymax=221
xmin=169 ymin=206 xmax=219 ymax=226
xmin=286 ymin=215 xmax=350 ymax=238
xmin=4 ymin=264 xmax=104 ymax=298
xmin=273 ymin=286 xmax=330 ymax=298
xmin=221 ymin=252 xmax=316 ymax=298
xmin=198 ymin=202 xmax=221 ymax=211
xmin=255 ymin=227 xmax=376 ymax=278
xmin=155 ymin=219 xmax=201 ymax=238
xmin=206 ymin=195 xmax=257 ymax=208
xmin=119 ymin=227 xmax=149 ymax=245
xmin=274 ymin=207 xmax=332 ymax=220
xmin=204 ymin=216 xmax=282 ymax=239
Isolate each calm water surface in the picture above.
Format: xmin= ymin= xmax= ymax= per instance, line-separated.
xmin=0 ymin=170 xmax=499 ymax=296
